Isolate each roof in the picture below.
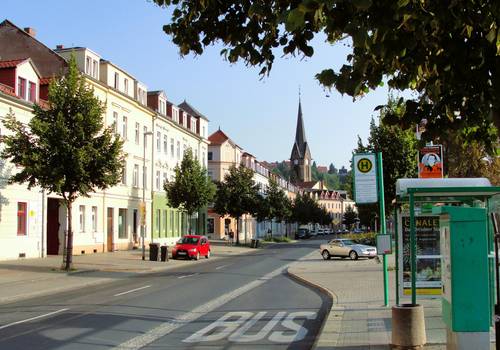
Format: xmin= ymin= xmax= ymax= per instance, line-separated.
xmin=317 ymin=166 xmax=328 ymax=173
xmin=208 ymin=129 xmax=230 ymax=145
xmin=290 ymin=99 xmax=311 ymax=160
xmin=39 ymin=77 xmax=53 ymax=85
xmin=295 ymin=181 xmax=319 ymax=189
xmin=0 ymin=82 xmax=16 ymax=97
xmin=0 ymin=58 xmax=27 ymax=68
xmin=178 ymin=100 xmax=209 ymax=121
xmin=0 ymin=20 xmax=68 ymax=77
xmin=395 ymin=178 xmax=492 ymax=198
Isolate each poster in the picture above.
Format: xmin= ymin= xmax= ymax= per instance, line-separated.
xmin=418 ymin=145 xmax=443 ymax=178
xmin=402 ymin=216 xmax=441 ymax=295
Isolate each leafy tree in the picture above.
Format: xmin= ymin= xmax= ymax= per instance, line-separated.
xmin=165 ymin=148 xmax=216 ymax=233
xmin=267 ymin=178 xmax=291 ymax=237
xmin=328 ymin=163 xmax=337 ymax=175
xmin=153 ymin=0 xmax=499 ymax=148
xmin=1 ymin=57 xmax=123 ymax=270
xmin=292 ymin=192 xmax=322 ymax=225
xmin=342 ymin=205 xmax=358 ymax=229
xmin=213 ymin=164 xmax=259 ymax=244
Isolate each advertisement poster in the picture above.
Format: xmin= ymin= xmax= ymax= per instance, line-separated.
xmin=418 ymin=145 xmax=443 ymax=178
xmin=402 ymin=216 xmax=441 ymax=295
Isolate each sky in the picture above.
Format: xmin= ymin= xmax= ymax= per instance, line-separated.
xmin=2 ymin=0 xmax=389 ymax=169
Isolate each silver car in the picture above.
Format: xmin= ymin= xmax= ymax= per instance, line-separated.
xmin=319 ymin=238 xmax=377 ymax=260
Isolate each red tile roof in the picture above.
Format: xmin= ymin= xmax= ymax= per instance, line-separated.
xmin=0 ymin=83 xmax=16 ymax=97
xmin=317 ymin=166 xmax=328 ymax=174
xmin=39 ymin=77 xmax=54 ymax=85
xmin=208 ymin=129 xmax=230 ymax=145
xmin=0 ymin=58 xmax=27 ymax=69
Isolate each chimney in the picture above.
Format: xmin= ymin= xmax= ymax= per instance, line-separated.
xmin=23 ymin=27 xmax=36 ymax=37
xmin=56 ymin=45 xmax=64 ymax=50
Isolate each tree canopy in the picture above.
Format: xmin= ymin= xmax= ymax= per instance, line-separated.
xmin=1 ymin=56 xmax=123 ymax=270
xmin=153 ymin=0 xmax=499 ymax=148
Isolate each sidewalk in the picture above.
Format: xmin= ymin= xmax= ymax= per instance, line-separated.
xmin=0 ymin=243 xmax=256 ymax=304
xmin=288 ymin=251 xmax=449 ymax=350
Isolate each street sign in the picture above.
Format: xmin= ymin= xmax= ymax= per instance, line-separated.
xmin=353 ymin=153 xmax=378 ymax=204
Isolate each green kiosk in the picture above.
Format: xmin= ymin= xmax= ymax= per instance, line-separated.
xmin=433 ymin=206 xmax=490 ymax=349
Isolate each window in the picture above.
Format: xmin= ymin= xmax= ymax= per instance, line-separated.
xmin=118 ymin=208 xmax=127 ymax=238
xmin=163 ymin=172 xmax=168 ymax=186
xmin=177 ymin=141 xmax=181 ymax=158
xmin=156 ymin=170 xmax=161 ymax=190
xmin=191 ymin=119 xmax=197 ymax=133
xmin=133 ymin=164 xmax=139 ymax=187
xmin=173 ymin=109 xmax=179 ymax=123
xmin=163 ymin=135 xmax=168 ymax=154
xmin=170 ymin=138 xmax=174 ymax=157
xmin=207 ymin=218 xmax=214 ymax=234
xmin=122 ymin=116 xmax=128 ymax=139
xmin=79 ymin=205 xmax=85 ymax=232
xmin=92 ymin=59 xmax=98 ymax=78
xmin=28 ymin=81 xmax=36 ymax=103
xmin=86 ymin=56 xmax=91 ymax=75
xmin=135 ymin=122 xmax=140 ymax=144
xmin=124 ymin=78 xmax=129 ymax=94
xmin=121 ymin=161 xmax=127 ymax=185
xmin=156 ymin=131 xmax=161 ymax=152
xmin=17 ymin=77 xmax=26 ymax=99
xmin=17 ymin=202 xmax=27 ymax=235
xmin=133 ymin=209 xmax=138 ymax=235
xmin=114 ymin=72 xmax=119 ymax=89
xmin=202 ymin=126 xmax=206 ymax=138
xmin=91 ymin=206 xmax=98 ymax=232
xmin=113 ymin=112 xmax=118 ymax=133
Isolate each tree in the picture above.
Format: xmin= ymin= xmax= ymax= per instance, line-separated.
xmin=153 ymin=0 xmax=499 ymax=148
xmin=292 ymin=192 xmax=321 ymax=225
xmin=266 ymin=178 xmax=291 ymax=237
xmin=1 ymin=56 xmax=123 ymax=270
xmin=328 ymin=163 xmax=337 ymax=175
xmin=342 ymin=205 xmax=358 ymax=230
xmin=213 ymin=164 xmax=259 ymax=244
xmin=165 ymin=148 xmax=216 ymax=233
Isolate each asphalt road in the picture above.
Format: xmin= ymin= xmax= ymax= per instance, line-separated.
xmin=0 ymin=237 xmax=331 ymax=350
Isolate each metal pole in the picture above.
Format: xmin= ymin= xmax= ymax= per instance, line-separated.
xmin=409 ymin=191 xmax=417 ymax=305
xmin=142 ymin=132 xmax=146 ymax=261
xmin=377 ymin=152 xmax=389 ymax=307
xmin=394 ymin=206 xmax=400 ymax=306
xmin=490 ymin=213 xmax=500 ymax=350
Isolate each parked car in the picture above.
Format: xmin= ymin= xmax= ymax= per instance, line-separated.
xmin=171 ymin=235 xmax=211 ymax=260
xmin=296 ymin=228 xmax=310 ymax=239
xmin=319 ymin=238 xmax=377 ymax=260
xmin=317 ymin=229 xmax=325 ymax=236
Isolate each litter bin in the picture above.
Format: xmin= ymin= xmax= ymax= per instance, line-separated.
xmin=160 ymin=245 xmax=169 ymax=262
xmin=251 ymin=239 xmax=259 ymax=248
xmin=149 ymin=243 xmax=160 ymax=261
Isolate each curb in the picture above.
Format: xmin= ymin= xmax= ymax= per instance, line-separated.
xmin=286 ymin=267 xmax=344 ymax=350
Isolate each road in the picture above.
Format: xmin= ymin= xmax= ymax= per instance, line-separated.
xmin=0 ymin=238 xmax=330 ymax=350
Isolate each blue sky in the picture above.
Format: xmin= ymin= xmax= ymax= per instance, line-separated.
xmin=3 ymin=0 xmax=389 ymax=169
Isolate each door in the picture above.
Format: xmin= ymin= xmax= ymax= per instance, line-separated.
xmin=200 ymin=238 xmax=208 ymax=255
xmin=107 ymin=208 xmax=114 ymax=252
xmin=46 ymin=198 xmax=60 ymax=255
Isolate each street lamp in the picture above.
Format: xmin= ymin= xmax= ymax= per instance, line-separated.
xmin=142 ymin=131 xmax=153 ymax=261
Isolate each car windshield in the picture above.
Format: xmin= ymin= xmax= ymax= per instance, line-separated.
xmin=178 ymin=237 xmax=199 ymax=245
xmin=341 ymin=240 xmax=356 ymax=246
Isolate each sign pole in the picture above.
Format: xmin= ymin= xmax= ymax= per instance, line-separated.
xmin=409 ymin=191 xmax=417 ymax=305
xmin=377 ymin=152 xmax=389 ymax=307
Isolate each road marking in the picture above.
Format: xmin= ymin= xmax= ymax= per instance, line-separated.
xmin=0 ymin=308 xmax=69 ymax=330
xmin=113 ymin=265 xmax=286 ymax=350
xmin=215 ymin=264 xmax=229 ymax=270
xmin=177 ymin=273 xmax=199 ymax=279
xmin=114 ymin=285 xmax=151 ymax=297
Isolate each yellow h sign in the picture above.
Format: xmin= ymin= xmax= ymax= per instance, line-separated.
xmin=357 ymin=158 xmax=373 ymax=173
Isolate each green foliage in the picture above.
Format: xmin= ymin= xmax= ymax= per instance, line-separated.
xmin=291 ymin=192 xmax=329 ymax=225
xmin=1 ymin=56 xmax=123 ymax=270
xmin=267 ymin=178 xmax=292 ymax=222
xmin=213 ymin=164 xmax=259 ymax=244
xmin=342 ymin=205 xmax=358 ymax=229
xmin=339 ymin=232 xmax=377 ymax=246
xmin=153 ymin=0 xmax=500 ymax=148
xmin=165 ymin=148 xmax=216 ymax=218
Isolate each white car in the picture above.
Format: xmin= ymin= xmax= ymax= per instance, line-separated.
xmin=320 ymin=238 xmax=377 ymax=260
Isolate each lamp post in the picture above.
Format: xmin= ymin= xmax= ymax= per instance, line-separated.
xmin=142 ymin=131 xmax=153 ymax=260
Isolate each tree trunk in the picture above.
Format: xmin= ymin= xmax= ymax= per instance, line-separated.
xmin=64 ymin=199 xmax=74 ymax=271
xmin=236 ymin=217 xmax=240 ymax=245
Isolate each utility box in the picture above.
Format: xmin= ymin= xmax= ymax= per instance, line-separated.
xmin=432 ymin=206 xmax=489 ymax=350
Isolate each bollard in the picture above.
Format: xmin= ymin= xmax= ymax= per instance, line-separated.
xmin=392 ymin=304 xmax=426 ymax=349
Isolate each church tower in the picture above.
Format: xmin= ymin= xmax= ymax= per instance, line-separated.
xmin=290 ymin=98 xmax=312 ymax=182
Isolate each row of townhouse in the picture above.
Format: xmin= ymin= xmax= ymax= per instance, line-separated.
xmin=0 ymin=20 xmax=209 ymax=260
xmin=206 ymin=129 xmax=299 ymax=242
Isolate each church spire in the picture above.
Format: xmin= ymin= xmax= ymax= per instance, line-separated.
xmin=290 ymin=94 xmax=312 ymax=182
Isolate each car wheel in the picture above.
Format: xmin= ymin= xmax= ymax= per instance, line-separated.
xmin=206 ymin=250 xmax=210 ymax=259
xmin=349 ymin=251 xmax=358 ymax=260
xmin=194 ymin=252 xmax=200 ymax=261
xmin=321 ymin=250 xmax=331 ymax=260
xmin=368 ymin=257 xmax=376 ymax=259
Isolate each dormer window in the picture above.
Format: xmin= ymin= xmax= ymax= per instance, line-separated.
xmin=92 ymin=60 xmax=98 ymax=78
xmin=85 ymin=57 xmax=91 ymax=75
xmin=124 ymin=78 xmax=129 ymax=94
xmin=17 ymin=77 xmax=26 ymax=99
xmin=28 ymin=82 xmax=36 ymax=103
xmin=114 ymin=72 xmax=119 ymax=89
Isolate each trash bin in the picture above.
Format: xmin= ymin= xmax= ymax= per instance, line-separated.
xmin=251 ymin=239 xmax=260 ymax=248
xmin=160 ymin=245 xmax=168 ymax=262
xmin=149 ymin=243 xmax=160 ymax=261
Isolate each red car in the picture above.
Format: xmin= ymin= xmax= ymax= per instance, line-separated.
xmin=171 ymin=235 xmax=211 ymax=260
